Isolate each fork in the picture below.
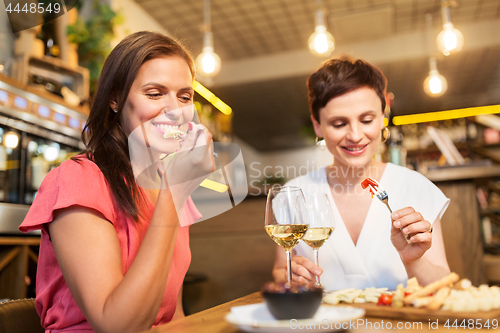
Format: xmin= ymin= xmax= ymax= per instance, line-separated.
xmin=368 ymin=184 xmax=412 ymax=244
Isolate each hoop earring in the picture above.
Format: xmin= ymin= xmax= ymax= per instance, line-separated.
xmin=316 ymin=137 xmax=326 ymax=151
xmin=381 ymin=127 xmax=390 ymax=143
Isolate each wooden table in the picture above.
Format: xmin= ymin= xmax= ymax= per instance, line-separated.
xmin=143 ymin=292 xmax=493 ymax=332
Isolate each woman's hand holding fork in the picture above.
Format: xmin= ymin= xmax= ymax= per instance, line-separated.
xmin=390 ymin=207 xmax=433 ymax=263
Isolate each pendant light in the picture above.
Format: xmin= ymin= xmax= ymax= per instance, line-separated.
xmin=308 ymin=0 xmax=335 ymax=57
xmin=436 ymin=0 xmax=464 ymax=56
xmin=424 ymin=14 xmax=447 ymax=97
xmin=424 ymin=57 xmax=448 ymax=97
xmin=196 ymin=0 xmax=221 ymax=78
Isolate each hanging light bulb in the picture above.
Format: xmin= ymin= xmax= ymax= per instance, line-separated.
xmin=423 ymin=57 xmax=448 ymax=97
xmin=436 ymin=3 xmax=464 ymax=56
xmin=196 ymin=31 xmax=221 ymax=77
xmin=308 ymin=0 xmax=335 ymax=57
xmin=196 ymin=0 xmax=221 ymax=78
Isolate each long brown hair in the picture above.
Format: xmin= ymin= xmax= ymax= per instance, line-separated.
xmin=75 ymin=31 xmax=195 ymax=221
xmin=307 ymin=56 xmax=387 ymax=122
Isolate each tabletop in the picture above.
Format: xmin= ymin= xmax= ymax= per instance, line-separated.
xmin=143 ymin=292 xmax=498 ymax=333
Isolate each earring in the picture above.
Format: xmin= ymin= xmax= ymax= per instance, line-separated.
xmin=315 ymin=137 xmax=326 ymax=151
xmin=381 ymin=127 xmax=390 ymax=143
xmin=114 ymin=109 xmax=118 ymax=113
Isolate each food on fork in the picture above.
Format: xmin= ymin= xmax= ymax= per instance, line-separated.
xmin=163 ymin=127 xmax=185 ymax=139
xmin=360 ymin=178 xmax=379 ymax=197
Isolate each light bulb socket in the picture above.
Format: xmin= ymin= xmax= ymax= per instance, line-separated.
xmin=315 ymin=8 xmax=326 ymax=27
xmin=315 ymin=24 xmax=327 ymax=33
xmin=443 ymin=22 xmax=454 ymax=30
xmin=441 ymin=5 xmax=452 ymax=26
xmin=203 ymin=31 xmax=214 ymax=49
xmin=428 ymin=57 xmax=438 ymax=72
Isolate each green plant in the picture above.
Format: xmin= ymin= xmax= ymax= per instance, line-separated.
xmin=259 ymin=176 xmax=287 ymax=185
xmin=67 ymin=0 xmax=123 ymax=95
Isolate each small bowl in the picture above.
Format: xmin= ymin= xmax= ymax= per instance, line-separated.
xmin=261 ymin=282 xmax=323 ymax=320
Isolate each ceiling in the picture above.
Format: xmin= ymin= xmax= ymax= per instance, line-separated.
xmin=134 ymin=0 xmax=500 ymax=151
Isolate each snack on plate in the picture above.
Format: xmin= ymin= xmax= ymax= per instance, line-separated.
xmin=323 ymin=287 xmax=390 ymax=305
xmin=163 ymin=128 xmax=184 ymax=139
xmin=403 ymin=272 xmax=459 ymax=305
xmin=391 ymin=284 xmax=404 ymax=308
xmin=405 ymin=277 xmax=420 ymax=293
xmin=399 ymin=273 xmax=499 ymax=312
xmin=426 ymin=287 xmax=450 ymax=311
xmin=324 ymin=273 xmax=500 ymax=313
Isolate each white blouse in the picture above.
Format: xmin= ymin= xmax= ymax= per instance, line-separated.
xmin=287 ymin=163 xmax=450 ymax=291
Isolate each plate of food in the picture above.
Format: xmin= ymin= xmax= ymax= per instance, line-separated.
xmin=225 ymin=303 xmax=365 ymax=333
xmin=323 ymin=273 xmax=500 ymax=322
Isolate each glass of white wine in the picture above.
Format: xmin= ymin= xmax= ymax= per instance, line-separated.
xmin=302 ymin=193 xmax=335 ymax=287
xmin=265 ymin=186 xmax=309 ymax=287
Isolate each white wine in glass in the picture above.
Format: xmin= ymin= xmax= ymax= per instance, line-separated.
xmin=302 ymin=193 xmax=335 ymax=287
xmin=265 ymin=186 xmax=309 ymax=287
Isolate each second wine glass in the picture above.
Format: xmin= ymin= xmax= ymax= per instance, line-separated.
xmin=302 ymin=193 xmax=335 ymax=287
xmin=265 ymin=186 xmax=309 ymax=287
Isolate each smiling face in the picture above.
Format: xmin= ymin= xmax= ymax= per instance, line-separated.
xmin=312 ymin=87 xmax=385 ymax=169
xmin=118 ymin=56 xmax=194 ymax=156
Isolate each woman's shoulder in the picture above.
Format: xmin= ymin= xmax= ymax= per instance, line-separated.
xmin=40 ymin=155 xmax=109 ymax=196
xmin=50 ymin=156 xmax=104 ymax=181
xmin=58 ymin=155 xmax=101 ymax=173
xmin=20 ymin=156 xmax=115 ymax=232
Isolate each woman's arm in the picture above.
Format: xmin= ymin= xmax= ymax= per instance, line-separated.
xmin=403 ymin=218 xmax=451 ymax=285
xmin=50 ymin=186 xmax=180 ymax=333
xmin=391 ymin=207 xmax=451 ymax=286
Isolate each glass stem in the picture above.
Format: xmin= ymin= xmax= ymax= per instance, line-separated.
xmin=313 ymin=248 xmax=321 ymax=287
xmin=286 ymin=250 xmax=292 ymax=287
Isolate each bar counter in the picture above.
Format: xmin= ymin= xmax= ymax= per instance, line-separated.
xmin=143 ymin=292 xmax=489 ymax=333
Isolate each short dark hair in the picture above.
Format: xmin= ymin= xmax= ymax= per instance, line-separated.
xmin=77 ymin=31 xmax=194 ymax=221
xmin=307 ymin=56 xmax=387 ymax=122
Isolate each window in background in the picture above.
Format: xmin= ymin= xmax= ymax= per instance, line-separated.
xmin=23 ymin=134 xmax=79 ymax=204
xmin=0 ymin=125 xmax=21 ymax=203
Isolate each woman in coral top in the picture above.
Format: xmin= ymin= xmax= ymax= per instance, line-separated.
xmin=20 ymin=31 xmax=214 ymax=332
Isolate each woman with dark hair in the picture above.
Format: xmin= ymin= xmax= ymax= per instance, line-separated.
xmin=20 ymin=31 xmax=213 ymax=332
xmin=272 ymin=56 xmax=451 ymax=291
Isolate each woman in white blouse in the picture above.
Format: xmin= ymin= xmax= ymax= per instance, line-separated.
xmin=272 ymin=56 xmax=451 ymax=291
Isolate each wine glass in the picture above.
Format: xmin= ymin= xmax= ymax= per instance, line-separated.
xmin=302 ymin=193 xmax=335 ymax=287
xmin=265 ymin=186 xmax=309 ymax=287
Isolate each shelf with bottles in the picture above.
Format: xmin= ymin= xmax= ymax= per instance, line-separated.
xmin=476 ymin=178 xmax=500 ymax=256
xmin=384 ymin=118 xmax=492 ymax=171
xmin=393 ymin=118 xmax=470 ymax=153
